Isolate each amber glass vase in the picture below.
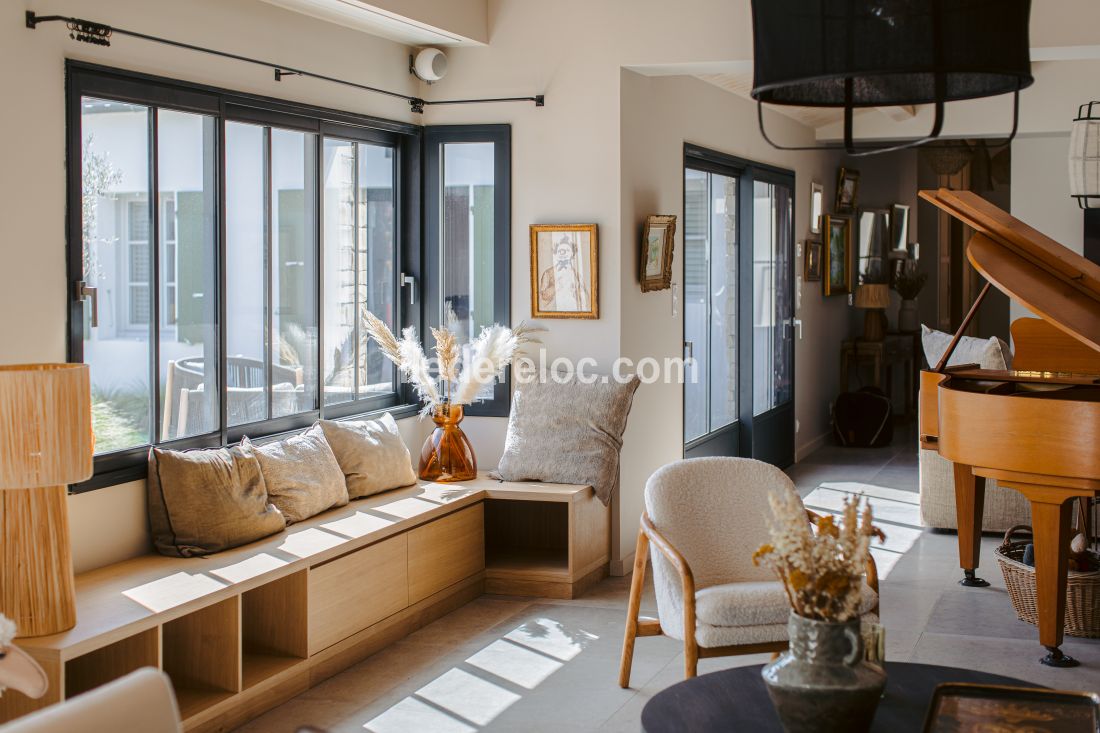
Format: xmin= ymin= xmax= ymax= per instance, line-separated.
xmin=418 ymin=402 xmax=477 ymax=482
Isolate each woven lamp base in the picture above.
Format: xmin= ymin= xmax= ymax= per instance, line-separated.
xmin=1 ymin=485 xmax=77 ymax=638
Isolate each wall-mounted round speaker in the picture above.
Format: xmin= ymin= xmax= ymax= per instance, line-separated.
xmin=412 ymin=48 xmax=448 ymax=82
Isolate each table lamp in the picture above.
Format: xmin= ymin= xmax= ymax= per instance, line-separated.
xmin=0 ymin=364 xmax=94 ymax=638
xmin=854 ymin=284 xmax=890 ymax=342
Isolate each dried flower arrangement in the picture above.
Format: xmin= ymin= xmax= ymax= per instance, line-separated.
xmin=753 ymin=488 xmax=878 ymax=622
xmin=362 ymin=310 xmax=542 ymax=414
xmin=893 ymin=261 xmax=928 ymax=300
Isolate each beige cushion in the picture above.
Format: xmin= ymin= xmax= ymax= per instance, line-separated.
xmin=695 ymin=580 xmax=878 ymax=628
xmin=3 ymin=668 xmax=181 ymax=733
xmin=243 ymin=424 xmax=349 ymax=524
xmin=319 ymin=413 xmax=417 ymax=499
xmin=693 ymin=614 xmax=880 ymax=648
xmin=147 ymin=445 xmax=286 ymax=557
xmin=921 ymin=324 xmax=1011 ymax=370
xmin=918 ymin=447 xmax=1031 ymax=531
xmin=492 ymin=375 xmax=641 ymax=505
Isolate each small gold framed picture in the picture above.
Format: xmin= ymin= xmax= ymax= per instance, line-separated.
xmin=530 ymin=224 xmax=599 ymax=319
xmin=836 ymin=167 xmax=861 ymax=214
xmin=640 ymin=215 xmax=676 ymax=293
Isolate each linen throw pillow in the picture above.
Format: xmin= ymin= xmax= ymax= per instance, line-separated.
xmin=493 ymin=375 xmax=641 ymax=505
xmin=147 ymin=445 xmax=286 ymax=557
xmin=920 ymin=324 xmax=1012 ymax=371
xmin=242 ymin=424 xmax=349 ymax=524
xmin=319 ymin=413 xmax=418 ymax=499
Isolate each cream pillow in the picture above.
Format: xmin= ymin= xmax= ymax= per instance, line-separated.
xmin=319 ymin=413 xmax=417 ymax=498
xmin=243 ymin=424 xmax=349 ymax=524
xmin=920 ymin=325 xmax=1012 ymax=371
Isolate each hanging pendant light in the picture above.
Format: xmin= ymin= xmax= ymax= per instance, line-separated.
xmin=1070 ymin=102 xmax=1100 ymax=209
xmin=750 ymin=0 xmax=1034 ymax=156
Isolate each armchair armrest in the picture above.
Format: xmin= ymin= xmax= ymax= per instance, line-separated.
xmin=640 ymin=512 xmax=697 ymax=644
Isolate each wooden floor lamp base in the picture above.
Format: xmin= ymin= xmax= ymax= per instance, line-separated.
xmin=0 ymin=485 xmax=77 ymax=638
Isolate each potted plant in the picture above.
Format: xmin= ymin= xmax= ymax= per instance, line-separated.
xmin=362 ymin=311 xmax=541 ymax=482
xmin=753 ymin=490 xmax=886 ymax=733
xmin=894 ymin=262 xmax=928 ymax=333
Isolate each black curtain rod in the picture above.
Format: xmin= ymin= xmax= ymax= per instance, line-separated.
xmin=26 ymin=11 xmax=545 ymax=114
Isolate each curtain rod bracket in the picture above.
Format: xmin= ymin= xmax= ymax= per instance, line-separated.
xmin=274 ymin=69 xmax=299 ymax=82
xmin=409 ymin=98 xmax=426 ymax=114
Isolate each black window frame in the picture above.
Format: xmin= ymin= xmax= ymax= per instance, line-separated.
xmin=423 ymin=125 xmax=512 ymax=417
xmin=67 ymin=61 xmax=429 ymax=492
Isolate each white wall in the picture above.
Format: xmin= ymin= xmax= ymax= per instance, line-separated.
xmin=2 ymin=0 xmax=425 ymax=573
xmin=1009 ymin=133 xmax=1084 ymax=323
xmin=617 ymin=71 xmax=852 ymax=567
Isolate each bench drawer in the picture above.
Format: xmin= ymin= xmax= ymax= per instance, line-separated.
xmin=408 ymin=504 xmax=484 ymax=604
xmin=308 ymin=533 xmax=408 ymax=655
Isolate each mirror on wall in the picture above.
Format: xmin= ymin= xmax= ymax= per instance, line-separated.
xmin=891 ymin=203 xmax=910 ymax=254
xmin=857 ymin=208 xmax=891 ymax=284
xmin=810 ymin=181 xmax=824 ymax=234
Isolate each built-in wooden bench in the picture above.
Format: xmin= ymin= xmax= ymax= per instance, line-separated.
xmin=0 ymin=474 xmax=609 ymax=732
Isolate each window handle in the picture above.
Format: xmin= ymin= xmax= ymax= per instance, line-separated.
xmin=684 ymin=340 xmax=693 ymax=360
xmin=400 ymin=273 xmax=417 ymax=305
xmin=76 ymin=280 xmax=98 ymax=328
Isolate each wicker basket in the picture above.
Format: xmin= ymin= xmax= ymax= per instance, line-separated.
xmin=995 ymin=525 xmax=1100 ymax=638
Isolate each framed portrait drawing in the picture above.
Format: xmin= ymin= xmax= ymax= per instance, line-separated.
xmin=835 ymin=167 xmax=860 ymax=214
xmin=640 ymin=215 xmax=676 ymax=292
xmin=804 ymin=239 xmax=822 ymax=281
xmin=823 ymin=215 xmax=852 ymax=296
xmin=530 ymin=224 xmax=599 ymax=319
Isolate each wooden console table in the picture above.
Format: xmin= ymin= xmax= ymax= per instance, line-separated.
xmin=1 ymin=475 xmax=609 ymax=732
xmin=839 ymin=332 xmax=919 ymax=415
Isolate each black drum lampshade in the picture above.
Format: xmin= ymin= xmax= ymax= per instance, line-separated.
xmin=750 ymin=0 xmax=1033 ymax=155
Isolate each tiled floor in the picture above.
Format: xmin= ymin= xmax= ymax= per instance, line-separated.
xmin=236 ymin=425 xmax=1100 ymax=732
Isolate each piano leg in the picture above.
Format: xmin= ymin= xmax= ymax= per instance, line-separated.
xmin=1028 ymin=496 xmax=1079 ymax=668
xmin=953 ymin=463 xmax=990 ymax=587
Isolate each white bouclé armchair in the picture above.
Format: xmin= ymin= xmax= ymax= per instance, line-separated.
xmin=619 ymin=457 xmax=881 ymax=687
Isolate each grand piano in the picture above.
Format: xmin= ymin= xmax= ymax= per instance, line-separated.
xmin=918 ymin=188 xmax=1100 ymax=668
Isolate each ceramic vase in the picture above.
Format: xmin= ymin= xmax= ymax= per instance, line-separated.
xmin=897 ymin=298 xmax=919 ymax=333
xmin=761 ymin=612 xmax=886 ymax=733
xmin=418 ymin=402 xmax=477 ymax=482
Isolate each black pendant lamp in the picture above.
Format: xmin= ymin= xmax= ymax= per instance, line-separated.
xmin=750 ymin=0 xmax=1034 ymax=155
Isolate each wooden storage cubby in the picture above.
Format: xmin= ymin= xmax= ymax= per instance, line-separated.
xmin=64 ymin=627 xmax=159 ymax=699
xmin=162 ymin=596 xmax=240 ymax=718
xmin=485 ymin=499 xmax=569 ymax=575
xmin=241 ymin=570 xmax=308 ymax=689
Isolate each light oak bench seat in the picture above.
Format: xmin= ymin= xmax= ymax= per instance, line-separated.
xmin=2 ymin=474 xmax=609 ymax=732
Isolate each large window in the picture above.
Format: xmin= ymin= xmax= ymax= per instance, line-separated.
xmin=69 ymin=64 xmax=507 ymax=490
xmin=424 ymin=126 xmax=511 ymax=416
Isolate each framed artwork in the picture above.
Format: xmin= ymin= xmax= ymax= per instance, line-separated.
xmin=835 ymin=167 xmax=860 ymax=214
xmin=810 ymin=181 xmax=824 ymax=234
xmin=823 ymin=215 xmax=852 ymax=296
xmin=640 ymin=215 xmax=676 ymax=292
xmin=804 ymin=239 xmax=822 ymax=281
xmin=891 ymin=203 xmax=910 ymax=253
xmin=530 ymin=224 xmax=599 ymax=319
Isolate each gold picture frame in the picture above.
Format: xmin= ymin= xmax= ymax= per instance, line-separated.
xmin=835 ymin=167 xmax=861 ymax=214
xmin=639 ymin=215 xmax=676 ymax=292
xmin=804 ymin=239 xmax=823 ymax=282
xmin=823 ymin=215 xmax=852 ymax=296
xmin=530 ymin=224 xmax=599 ymax=319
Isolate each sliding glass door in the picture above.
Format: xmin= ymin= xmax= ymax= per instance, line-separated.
xmin=683 ymin=146 xmax=795 ymax=466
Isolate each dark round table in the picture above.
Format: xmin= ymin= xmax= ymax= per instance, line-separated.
xmin=641 ymin=662 xmax=1040 ymax=732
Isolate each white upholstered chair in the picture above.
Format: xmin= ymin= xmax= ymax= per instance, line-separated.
xmin=619 ymin=457 xmax=881 ymax=687
xmin=4 ymin=668 xmax=181 ymax=733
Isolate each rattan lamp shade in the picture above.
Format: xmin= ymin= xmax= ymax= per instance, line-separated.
xmin=854 ymin=284 xmax=891 ymax=309
xmin=0 ymin=363 xmax=94 ymax=638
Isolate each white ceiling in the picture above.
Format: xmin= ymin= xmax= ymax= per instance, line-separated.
xmin=258 ymin=0 xmax=474 ymax=46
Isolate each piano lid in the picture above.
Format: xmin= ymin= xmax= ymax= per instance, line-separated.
xmin=919 ymin=188 xmax=1100 ymax=354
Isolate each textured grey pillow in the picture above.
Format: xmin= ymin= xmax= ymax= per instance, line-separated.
xmin=147 ymin=445 xmax=286 ymax=557
xmin=319 ymin=413 xmax=417 ymax=499
xmin=493 ymin=375 xmax=641 ymax=505
xmin=243 ymin=424 xmax=349 ymax=524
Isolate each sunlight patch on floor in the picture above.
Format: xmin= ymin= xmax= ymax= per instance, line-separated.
xmin=804 ymin=482 xmax=923 ymax=580
xmin=363 ymin=616 xmax=599 ymax=732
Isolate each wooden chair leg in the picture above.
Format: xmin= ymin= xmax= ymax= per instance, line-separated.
xmin=619 ymin=528 xmax=650 ymax=688
xmin=684 ymin=639 xmax=699 ymax=679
